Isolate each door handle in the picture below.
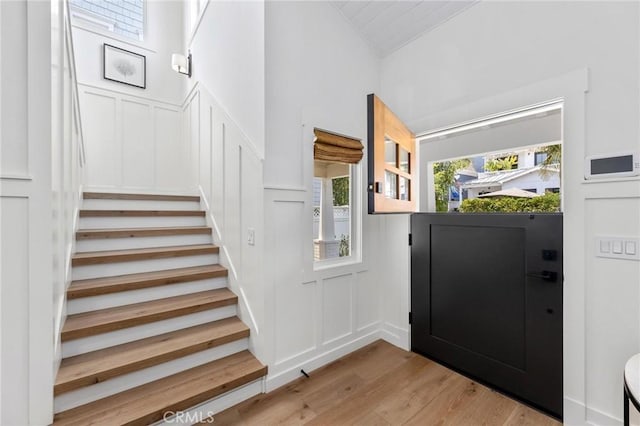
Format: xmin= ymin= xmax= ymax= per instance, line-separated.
xmin=526 ymin=271 xmax=558 ymax=282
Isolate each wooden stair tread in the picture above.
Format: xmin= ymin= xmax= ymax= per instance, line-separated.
xmin=72 ymin=244 xmax=219 ymax=266
xmin=61 ymin=289 xmax=237 ymax=341
xmin=83 ymin=192 xmax=200 ymax=202
xmin=68 ymin=265 xmax=227 ymax=299
xmin=76 ymin=226 xmax=212 ymax=240
xmin=55 ymin=317 xmax=249 ymax=396
xmin=80 ymin=210 xmax=205 ymax=217
xmin=53 ymin=350 xmax=267 ymax=425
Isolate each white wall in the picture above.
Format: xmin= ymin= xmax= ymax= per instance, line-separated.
xmin=72 ymin=0 xmax=189 ymax=194
xmin=71 ymin=0 xmax=185 ymax=104
xmin=380 ymin=2 xmax=640 ymax=424
xmin=1 ymin=0 xmax=84 ymax=424
xmin=183 ymin=82 xmax=266 ymax=361
xmin=187 ymin=0 xmax=265 ymax=158
xmin=263 ymin=1 xmax=394 ymax=391
xmin=0 ymin=2 xmax=53 ymax=423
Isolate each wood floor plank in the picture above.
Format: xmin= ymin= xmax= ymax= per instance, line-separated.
xmin=504 ymin=404 xmax=563 ymax=426
xmin=305 ymin=356 xmax=433 ymax=425
xmin=55 ymin=317 xmax=249 ymax=395
xmin=61 ymin=289 xmax=237 ymax=341
xmin=301 ymin=372 xmax=366 ymax=415
xmin=79 ymin=209 xmax=205 ymax=217
xmin=445 ymin=385 xmax=518 ymax=426
xmin=76 ymin=226 xmax=211 ymax=240
xmin=213 ymin=340 xmax=562 ymax=426
xmin=71 ymin=244 xmax=219 ymax=266
xmin=374 ymin=359 xmax=455 ymax=424
xmin=53 ymin=350 xmax=267 ymax=426
xmin=67 ymin=265 xmax=227 ymax=299
xmin=83 ymin=192 xmax=200 ymax=202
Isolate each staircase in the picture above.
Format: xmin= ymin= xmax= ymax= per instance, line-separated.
xmin=53 ymin=192 xmax=267 ymax=425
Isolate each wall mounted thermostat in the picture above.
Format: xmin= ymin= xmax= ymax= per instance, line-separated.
xmin=585 ymin=151 xmax=640 ymax=179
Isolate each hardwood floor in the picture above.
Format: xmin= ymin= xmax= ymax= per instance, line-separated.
xmin=211 ymin=340 xmax=561 ymax=426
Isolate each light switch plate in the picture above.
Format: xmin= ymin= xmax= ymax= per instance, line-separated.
xmin=596 ymin=236 xmax=640 ymax=261
xmin=247 ymin=228 xmax=255 ymax=246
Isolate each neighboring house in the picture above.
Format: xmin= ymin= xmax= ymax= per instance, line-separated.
xmin=448 ymin=168 xmax=478 ymax=210
xmin=462 ymin=165 xmax=560 ymax=199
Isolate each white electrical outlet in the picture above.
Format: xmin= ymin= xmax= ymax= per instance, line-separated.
xmin=247 ymin=228 xmax=255 ymax=246
xmin=595 ymin=236 xmax=640 ymax=261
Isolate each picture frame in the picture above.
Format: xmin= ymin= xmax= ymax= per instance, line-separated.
xmin=103 ymin=43 xmax=146 ymax=89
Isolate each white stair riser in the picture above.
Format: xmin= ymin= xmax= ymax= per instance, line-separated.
xmin=82 ymin=199 xmax=201 ymax=211
xmin=67 ymin=277 xmax=228 ymax=315
xmin=79 ymin=216 xmax=206 ymax=229
xmin=62 ymin=305 xmax=237 ymax=358
xmin=54 ymin=338 xmax=249 ymax=413
xmin=72 ymin=254 xmax=219 ymax=280
xmin=153 ymin=380 xmax=263 ymax=425
xmin=76 ymin=234 xmax=212 ymax=252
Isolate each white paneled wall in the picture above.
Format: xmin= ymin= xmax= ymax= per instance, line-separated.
xmin=1 ymin=1 xmax=84 ymax=424
xmin=262 ymin=1 xmax=384 ymax=392
xmin=183 ymin=83 xmax=266 ymax=361
xmin=79 ymin=84 xmax=191 ymax=193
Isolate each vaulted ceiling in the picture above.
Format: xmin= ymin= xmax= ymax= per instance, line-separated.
xmin=331 ymin=1 xmax=478 ymax=57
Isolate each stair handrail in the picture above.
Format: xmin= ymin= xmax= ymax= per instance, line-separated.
xmin=65 ymin=0 xmax=86 ymax=166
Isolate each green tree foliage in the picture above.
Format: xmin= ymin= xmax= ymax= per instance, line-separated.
xmin=332 ymin=177 xmax=349 ymax=206
xmin=433 ymin=159 xmax=471 ymax=212
xmin=484 ymin=155 xmax=518 ymax=171
xmin=460 ymin=193 xmax=560 ymax=213
xmin=538 ymin=144 xmax=562 ymax=179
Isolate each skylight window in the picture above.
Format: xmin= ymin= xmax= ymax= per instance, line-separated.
xmin=70 ymin=0 xmax=144 ymax=41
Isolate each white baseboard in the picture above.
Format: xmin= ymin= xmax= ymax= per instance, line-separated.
xmin=380 ymin=322 xmax=409 ymax=351
xmin=265 ymin=330 xmax=381 ymax=392
xmin=587 ymin=404 xmax=622 ymax=426
xmin=564 ymin=396 xmax=626 ymax=426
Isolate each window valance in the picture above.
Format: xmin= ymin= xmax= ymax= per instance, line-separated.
xmin=313 ymin=128 xmax=363 ymax=164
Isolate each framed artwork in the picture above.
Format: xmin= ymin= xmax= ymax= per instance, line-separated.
xmin=103 ymin=43 xmax=146 ymax=89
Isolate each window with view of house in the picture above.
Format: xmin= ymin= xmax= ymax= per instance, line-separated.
xmin=431 ymin=143 xmax=562 ymax=213
xmin=70 ymin=0 xmax=144 ymax=41
xmin=313 ymin=129 xmax=362 ymax=263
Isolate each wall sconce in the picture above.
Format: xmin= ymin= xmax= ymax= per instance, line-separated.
xmin=171 ymin=52 xmax=192 ymax=77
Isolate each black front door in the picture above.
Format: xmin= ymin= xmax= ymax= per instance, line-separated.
xmin=411 ymin=213 xmax=563 ymax=419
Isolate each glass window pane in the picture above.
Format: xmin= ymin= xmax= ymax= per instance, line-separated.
xmin=313 ymin=161 xmax=352 ymax=261
xmin=385 ymin=171 xmax=397 ymax=199
xmin=385 ymin=138 xmax=397 ymax=167
xmin=399 ymin=148 xmax=410 ymax=173
xmin=399 ymin=177 xmax=410 ymax=201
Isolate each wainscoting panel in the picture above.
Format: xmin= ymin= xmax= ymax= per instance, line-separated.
xmin=322 ymin=274 xmax=353 ymax=345
xmin=78 ymin=84 xmax=189 ymax=193
xmin=155 ymin=105 xmax=187 ymax=191
xmin=356 ymin=270 xmax=379 ymax=331
xmin=121 ymin=100 xmax=153 ymax=188
xmin=273 ymin=200 xmax=316 ymax=364
xmin=82 ymin=91 xmax=118 ymax=187
xmin=184 ymin=83 xmax=266 ymax=361
xmin=0 ymin=197 xmax=30 ymax=421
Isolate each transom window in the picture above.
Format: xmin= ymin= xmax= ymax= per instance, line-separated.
xmin=70 ymin=0 xmax=144 ymax=41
